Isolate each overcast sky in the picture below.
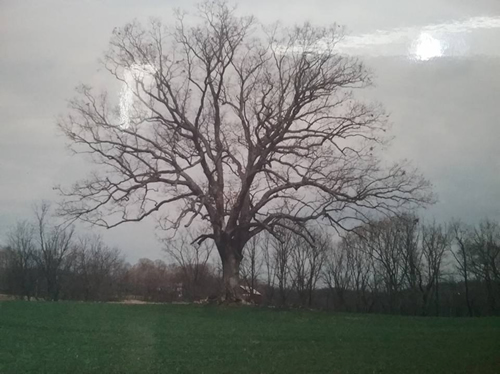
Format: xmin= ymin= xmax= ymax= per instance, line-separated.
xmin=1 ymin=0 xmax=500 ymax=262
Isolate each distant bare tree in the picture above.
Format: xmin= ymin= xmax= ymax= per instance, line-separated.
xmin=347 ymin=235 xmax=374 ymax=312
xmin=240 ymin=235 xmax=263 ymax=297
xmin=398 ymin=214 xmax=420 ymax=313
xmin=71 ymin=234 xmax=126 ymax=301
xmin=469 ymin=219 xmax=500 ymax=314
xmin=0 ymin=247 xmax=8 ymax=292
xmin=271 ymin=228 xmax=294 ymax=306
xmin=5 ymin=221 xmax=37 ymax=300
xmin=451 ymin=221 xmax=474 ymax=316
xmin=418 ymin=221 xmax=450 ymax=315
xmin=323 ymin=239 xmax=352 ymax=311
xmin=290 ymin=234 xmax=309 ymax=306
xmin=304 ymin=231 xmax=328 ymax=307
xmin=128 ymin=258 xmax=172 ymax=301
xmin=34 ymin=202 xmax=75 ymax=301
xmin=365 ymin=217 xmax=409 ymax=313
xmin=289 ymin=229 xmax=327 ymax=307
xmin=58 ymin=1 xmax=432 ymax=300
xmin=323 ymin=232 xmax=373 ymax=312
xmin=261 ymin=233 xmax=276 ymax=302
xmin=163 ymin=232 xmax=214 ymax=299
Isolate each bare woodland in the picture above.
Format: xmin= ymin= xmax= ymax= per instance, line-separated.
xmin=2 ymin=205 xmax=500 ymax=316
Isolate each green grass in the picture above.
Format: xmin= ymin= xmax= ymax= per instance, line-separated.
xmin=0 ymin=302 xmax=499 ymax=373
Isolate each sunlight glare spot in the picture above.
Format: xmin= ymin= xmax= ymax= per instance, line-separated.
xmin=412 ymin=33 xmax=443 ymax=61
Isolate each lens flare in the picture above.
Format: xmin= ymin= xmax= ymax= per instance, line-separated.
xmin=119 ymin=64 xmax=155 ymax=129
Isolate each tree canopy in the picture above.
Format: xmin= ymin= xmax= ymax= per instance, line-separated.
xmin=58 ymin=1 xmax=432 ymax=299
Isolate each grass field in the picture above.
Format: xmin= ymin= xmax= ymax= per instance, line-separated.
xmin=0 ymin=301 xmax=499 ymax=374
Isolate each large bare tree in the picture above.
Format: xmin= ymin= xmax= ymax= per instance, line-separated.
xmin=57 ymin=1 xmax=431 ymax=300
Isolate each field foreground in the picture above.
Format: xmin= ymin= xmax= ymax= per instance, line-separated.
xmin=0 ymin=302 xmax=499 ymax=373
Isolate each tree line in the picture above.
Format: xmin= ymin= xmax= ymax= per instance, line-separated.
xmin=249 ymin=213 xmax=500 ymax=316
xmin=0 ymin=203 xmax=220 ymax=303
xmin=1 ymin=203 xmax=499 ymax=316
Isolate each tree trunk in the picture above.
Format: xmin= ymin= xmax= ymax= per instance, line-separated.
xmin=485 ymin=276 xmax=496 ymax=314
xmin=434 ymin=273 xmax=440 ymax=316
xmin=221 ymin=250 xmax=242 ymax=302
xmin=464 ymin=270 xmax=472 ymax=317
xmin=279 ymin=282 xmax=287 ymax=306
xmin=307 ymin=285 xmax=313 ymax=308
xmin=421 ymin=292 xmax=429 ymax=316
